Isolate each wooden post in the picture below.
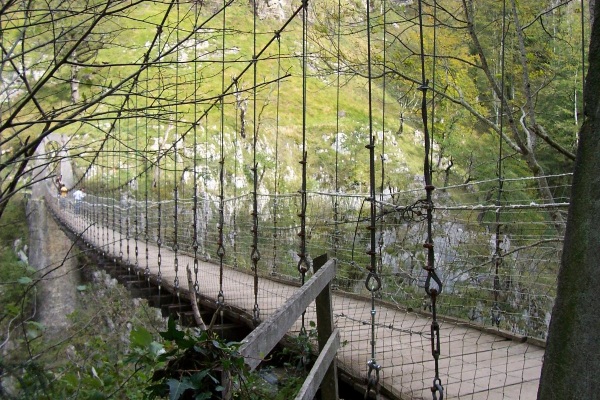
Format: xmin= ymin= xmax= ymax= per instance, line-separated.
xmin=313 ymin=253 xmax=339 ymax=400
xmin=239 ymin=259 xmax=336 ymax=370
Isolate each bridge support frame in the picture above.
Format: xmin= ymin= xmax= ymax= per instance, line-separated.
xmin=238 ymin=255 xmax=339 ymax=400
xmin=296 ymin=253 xmax=339 ymax=400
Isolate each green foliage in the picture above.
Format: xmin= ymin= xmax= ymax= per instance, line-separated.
xmin=0 ymin=197 xmax=35 ymax=345
xmin=143 ymin=317 xmax=249 ymax=400
xmin=1 ymin=265 xmax=163 ymax=399
xmin=280 ymin=320 xmax=317 ymax=371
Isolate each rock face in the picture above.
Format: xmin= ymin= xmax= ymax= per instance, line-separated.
xmin=27 ymin=195 xmax=81 ymax=339
xmin=254 ymin=0 xmax=288 ymax=20
xmin=27 ymin=133 xmax=81 ymax=339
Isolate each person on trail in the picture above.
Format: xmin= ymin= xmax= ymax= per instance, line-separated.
xmin=60 ymin=184 xmax=68 ymax=209
xmin=72 ymin=188 xmax=86 ymax=214
xmin=56 ymin=174 xmax=63 ymax=195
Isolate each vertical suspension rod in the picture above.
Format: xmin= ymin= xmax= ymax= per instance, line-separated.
xmin=417 ymin=1 xmax=443 ymax=398
xmin=364 ymin=0 xmax=382 ymax=397
xmin=296 ymin=0 xmax=310 ymax=339
xmin=250 ymin=0 xmax=261 ymax=324
xmin=173 ymin=2 xmax=180 ymax=294
xmin=493 ymin=0 xmax=508 ymax=327
xmin=217 ymin=0 xmax=227 ymax=305
xmin=192 ymin=0 xmax=200 ymax=292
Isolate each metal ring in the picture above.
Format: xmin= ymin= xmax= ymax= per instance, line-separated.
xmin=297 ymin=258 xmax=309 ymax=274
xmin=365 ymin=271 xmax=382 ymax=292
xmin=431 ymin=378 xmax=444 ymax=400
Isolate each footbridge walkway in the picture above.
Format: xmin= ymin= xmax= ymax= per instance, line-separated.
xmin=43 ymin=186 xmax=544 ymax=400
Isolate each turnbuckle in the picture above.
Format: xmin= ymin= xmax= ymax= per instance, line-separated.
xmin=364 ymin=359 xmax=381 ymax=399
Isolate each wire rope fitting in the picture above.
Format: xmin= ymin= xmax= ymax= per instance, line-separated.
xmin=424 ymin=266 xmax=443 ymax=296
xmin=491 ymin=303 xmax=502 ymax=326
xmin=431 ymin=377 xmax=444 ymax=400
xmin=430 ymin=320 xmax=441 ymax=359
xmin=297 ymin=257 xmax=309 ymax=274
xmin=365 ymin=359 xmax=381 ymax=399
xmin=365 ymin=271 xmax=382 ymax=292
xmin=217 ymin=244 xmax=225 ymax=258
xmin=251 ymin=247 xmax=261 ymax=263
xmin=217 ymin=290 xmax=225 ymax=306
xmin=252 ymin=304 xmax=260 ymax=325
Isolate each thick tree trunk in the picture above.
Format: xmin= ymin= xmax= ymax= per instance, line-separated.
xmin=537 ymin=5 xmax=600 ymax=399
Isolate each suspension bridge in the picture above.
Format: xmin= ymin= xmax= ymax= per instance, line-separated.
xmin=18 ymin=0 xmax=581 ymax=397
xmin=37 ymin=145 xmax=557 ymax=399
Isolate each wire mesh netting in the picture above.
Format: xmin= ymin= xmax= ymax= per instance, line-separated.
xmin=51 ymin=171 xmax=568 ymax=340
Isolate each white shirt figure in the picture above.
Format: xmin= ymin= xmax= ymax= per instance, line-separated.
xmin=73 ymin=189 xmax=86 ymax=201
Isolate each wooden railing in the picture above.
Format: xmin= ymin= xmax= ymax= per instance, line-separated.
xmin=239 ymin=255 xmax=339 ymax=400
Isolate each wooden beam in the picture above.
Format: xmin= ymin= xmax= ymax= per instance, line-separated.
xmin=294 ymin=329 xmax=340 ymax=400
xmin=239 ymin=258 xmax=336 ymax=370
xmin=313 ymin=254 xmax=339 ymax=400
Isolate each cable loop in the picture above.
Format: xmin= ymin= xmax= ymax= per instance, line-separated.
xmin=491 ymin=303 xmax=502 ymax=326
xmin=299 ymin=325 xmax=307 ymax=336
xmin=217 ymin=244 xmax=225 ymax=258
xmin=365 ymin=271 xmax=382 ymax=292
xmin=431 ymin=378 xmax=444 ymax=400
xmin=297 ymin=257 xmax=309 ymax=274
xmin=252 ymin=304 xmax=260 ymax=325
xmin=251 ymin=247 xmax=261 ymax=263
xmin=424 ymin=266 xmax=443 ymax=296
xmin=217 ymin=290 xmax=225 ymax=306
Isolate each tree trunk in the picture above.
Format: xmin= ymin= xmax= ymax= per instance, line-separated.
xmin=70 ymin=50 xmax=80 ymax=103
xmin=537 ymin=5 xmax=600 ymax=399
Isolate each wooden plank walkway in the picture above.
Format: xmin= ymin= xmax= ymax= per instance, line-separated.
xmin=47 ymin=196 xmax=544 ymax=400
